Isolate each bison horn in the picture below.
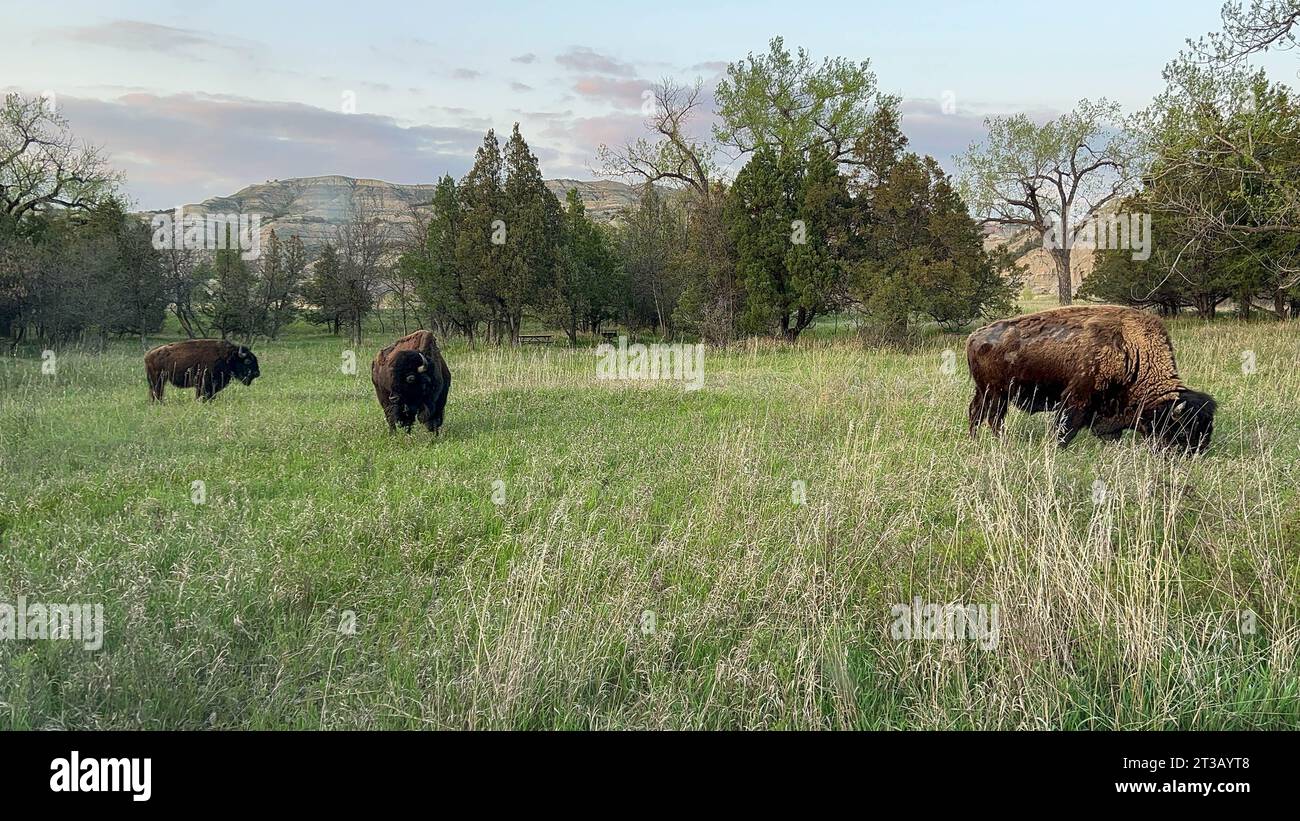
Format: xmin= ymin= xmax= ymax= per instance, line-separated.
xmin=1174 ymin=400 xmax=1188 ymax=415
xmin=417 ymin=364 xmax=427 ymax=373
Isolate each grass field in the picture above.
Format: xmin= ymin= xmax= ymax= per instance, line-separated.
xmin=2 ymin=310 xmax=1299 ymax=729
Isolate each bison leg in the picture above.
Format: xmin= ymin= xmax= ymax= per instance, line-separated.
xmin=431 ymin=371 xmax=450 ymax=434
xmin=968 ymin=387 xmax=1008 ymax=438
xmin=1055 ymin=402 xmax=1089 ymax=448
xmin=148 ymin=371 xmax=165 ymax=402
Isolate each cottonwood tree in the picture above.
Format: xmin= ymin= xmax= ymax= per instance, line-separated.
xmin=1139 ymin=3 xmax=1300 ymax=305
xmin=713 ymin=36 xmax=899 ymax=167
xmin=597 ymin=79 xmax=718 ymax=203
xmin=0 ymin=93 xmax=118 ymax=218
xmin=161 ymin=246 xmax=208 ymax=337
xmin=1121 ymin=65 xmax=1300 ymax=316
xmin=956 ymin=99 xmax=1138 ymax=304
xmin=1193 ymin=0 xmax=1300 ymax=64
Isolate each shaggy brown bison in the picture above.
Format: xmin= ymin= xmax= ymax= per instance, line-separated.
xmin=370 ymin=330 xmax=451 ymax=433
xmin=144 ymin=339 xmax=261 ymax=402
xmin=966 ymin=305 xmax=1216 ymax=454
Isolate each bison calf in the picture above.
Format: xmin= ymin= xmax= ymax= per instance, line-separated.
xmin=145 ymin=339 xmax=261 ymax=402
xmin=371 ymin=331 xmax=451 ymax=433
xmin=966 ymin=305 xmax=1216 ymax=454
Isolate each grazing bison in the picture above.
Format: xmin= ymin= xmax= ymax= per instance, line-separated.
xmin=370 ymin=330 xmax=451 ymax=433
xmin=145 ymin=339 xmax=261 ymax=402
xmin=966 ymin=305 xmax=1216 ymax=454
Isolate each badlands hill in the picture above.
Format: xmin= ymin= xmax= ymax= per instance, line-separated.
xmin=141 ymin=175 xmax=644 ymax=250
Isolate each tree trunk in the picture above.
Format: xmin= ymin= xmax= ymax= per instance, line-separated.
xmin=1052 ymin=249 xmax=1073 ymax=305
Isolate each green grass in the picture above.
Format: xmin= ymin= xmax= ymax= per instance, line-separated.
xmin=2 ymin=313 xmax=1299 ymax=729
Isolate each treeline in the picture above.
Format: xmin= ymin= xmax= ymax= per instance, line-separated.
xmin=407 ymin=39 xmax=1017 ymax=344
xmin=3 ymin=37 xmax=1027 ymax=350
xmin=1079 ymin=69 xmax=1300 ymax=318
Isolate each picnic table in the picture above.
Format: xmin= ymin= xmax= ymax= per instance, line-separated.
xmin=519 ymin=334 xmax=552 ymax=345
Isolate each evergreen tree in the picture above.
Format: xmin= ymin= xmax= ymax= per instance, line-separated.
xmin=501 ymin=124 xmax=562 ymax=343
xmin=456 ymin=130 xmax=508 ymax=342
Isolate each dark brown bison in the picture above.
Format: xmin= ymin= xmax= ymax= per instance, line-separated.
xmin=370 ymin=330 xmax=451 ymax=433
xmin=966 ymin=305 xmax=1216 ymax=454
xmin=145 ymin=339 xmax=261 ymax=402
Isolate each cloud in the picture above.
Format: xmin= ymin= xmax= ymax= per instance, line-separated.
xmin=688 ymin=60 xmax=729 ymax=74
xmin=451 ymin=68 xmax=481 ymax=80
xmin=572 ymin=77 xmax=648 ymax=109
xmin=556 ymin=46 xmax=636 ymax=77
xmin=510 ymin=81 xmax=534 ymax=92
xmin=543 ymin=111 xmax=645 ymax=152
xmin=898 ymin=97 xmax=995 ymax=171
xmin=55 ymin=93 xmax=485 ymax=208
xmin=48 ymin=19 xmax=256 ymax=60
xmin=511 ymin=53 xmax=537 ymax=64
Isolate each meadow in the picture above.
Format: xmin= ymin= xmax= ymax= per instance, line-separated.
xmin=2 ymin=308 xmax=1299 ymax=729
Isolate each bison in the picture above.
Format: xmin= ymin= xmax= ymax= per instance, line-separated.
xmin=145 ymin=339 xmax=261 ymax=402
xmin=966 ymin=305 xmax=1216 ymax=454
xmin=370 ymin=330 xmax=451 ymax=433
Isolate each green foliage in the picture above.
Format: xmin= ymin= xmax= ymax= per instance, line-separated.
xmin=713 ymin=36 xmax=899 ymax=164
xmin=854 ymin=152 xmax=1016 ymax=337
xmin=615 ymin=184 xmax=686 ymax=336
xmin=550 ymin=188 xmax=623 ymax=342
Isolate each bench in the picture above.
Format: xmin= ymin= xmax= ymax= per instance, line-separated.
xmin=519 ymin=334 xmax=552 ymax=345
xmin=600 ymin=331 xmax=618 ymax=343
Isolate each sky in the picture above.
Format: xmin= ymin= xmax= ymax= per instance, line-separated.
xmin=3 ymin=0 xmax=1295 ymax=210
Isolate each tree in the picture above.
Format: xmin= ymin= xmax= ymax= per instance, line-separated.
xmin=501 ymin=124 xmax=561 ymax=343
xmin=597 ymin=79 xmax=718 ymax=202
xmin=1 ymin=93 xmax=119 ymax=218
xmin=95 ymin=198 xmax=166 ymax=345
xmin=332 ymin=196 xmax=387 ymax=345
xmin=597 ymin=79 xmax=739 ymax=340
xmin=551 ymin=188 xmax=622 ymax=343
xmin=616 ymin=183 xmax=686 ymax=336
xmin=199 ymin=248 xmax=259 ymax=341
xmin=784 ymin=146 xmax=852 ymax=338
xmin=254 ymin=230 xmax=305 ymax=339
xmin=854 ymin=150 xmax=1016 ymax=338
xmin=956 ymin=100 xmax=1138 ymax=304
xmin=303 ymin=244 xmax=348 ymax=335
xmin=400 ymin=174 xmax=485 ymax=339
xmin=161 ymin=246 xmax=208 ymax=337
xmin=713 ymin=36 xmax=900 ymax=167
xmin=457 ymin=130 xmax=509 ymax=343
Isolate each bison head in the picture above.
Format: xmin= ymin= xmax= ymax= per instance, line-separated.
xmin=230 ymin=346 xmax=261 ymax=386
xmin=1152 ymin=388 xmax=1216 ymax=455
xmin=391 ymin=350 xmax=434 ymax=399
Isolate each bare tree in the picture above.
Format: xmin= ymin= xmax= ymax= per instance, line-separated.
xmin=332 ymin=191 xmax=389 ymax=346
xmin=0 ymin=93 xmax=119 ymax=218
xmin=596 ymin=79 xmax=717 ymax=203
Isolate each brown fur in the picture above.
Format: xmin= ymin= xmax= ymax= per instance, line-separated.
xmin=370 ymin=330 xmax=452 ymax=433
xmin=144 ymin=339 xmax=260 ymax=402
xmin=966 ymin=305 xmax=1215 ymax=452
